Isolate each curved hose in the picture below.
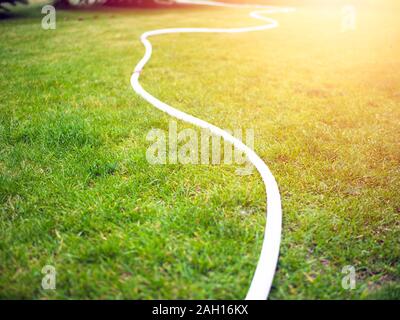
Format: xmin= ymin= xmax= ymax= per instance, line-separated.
xmin=130 ymin=0 xmax=294 ymax=300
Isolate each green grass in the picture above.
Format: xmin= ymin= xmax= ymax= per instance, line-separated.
xmin=0 ymin=2 xmax=399 ymax=299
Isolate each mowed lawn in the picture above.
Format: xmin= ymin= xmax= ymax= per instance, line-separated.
xmin=0 ymin=1 xmax=399 ymax=299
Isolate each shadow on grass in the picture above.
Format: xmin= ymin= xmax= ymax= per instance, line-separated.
xmin=0 ymin=1 xmax=201 ymax=21
xmin=0 ymin=3 xmax=46 ymax=20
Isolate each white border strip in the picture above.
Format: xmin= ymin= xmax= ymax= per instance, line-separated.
xmin=130 ymin=0 xmax=294 ymax=300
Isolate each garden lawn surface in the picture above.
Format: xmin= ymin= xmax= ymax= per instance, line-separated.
xmin=0 ymin=1 xmax=399 ymax=299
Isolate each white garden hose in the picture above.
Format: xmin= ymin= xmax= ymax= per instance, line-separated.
xmin=130 ymin=0 xmax=295 ymax=300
